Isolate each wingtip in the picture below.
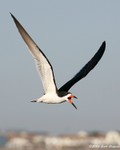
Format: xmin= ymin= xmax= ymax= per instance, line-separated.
xmin=10 ymin=12 xmax=15 ymax=20
xmin=102 ymin=41 xmax=106 ymax=48
xmin=10 ymin=13 xmax=22 ymax=31
xmin=10 ymin=12 xmax=13 ymax=17
xmin=103 ymin=41 xmax=106 ymax=43
xmin=99 ymin=41 xmax=106 ymax=53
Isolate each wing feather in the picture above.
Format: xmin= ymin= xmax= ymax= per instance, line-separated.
xmin=11 ymin=13 xmax=57 ymax=94
xmin=59 ymin=41 xmax=106 ymax=92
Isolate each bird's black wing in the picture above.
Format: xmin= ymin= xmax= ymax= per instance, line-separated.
xmin=59 ymin=41 xmax=106 ymax=92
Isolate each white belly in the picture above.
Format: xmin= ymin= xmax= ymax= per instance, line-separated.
xmin=37 ymin=93 xmax=66 ymax=104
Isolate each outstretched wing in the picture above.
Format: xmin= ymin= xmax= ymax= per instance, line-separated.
xmin=11 ymin=13 xmax=57 ymax=94
xmin=59 ymin=41 xmax=106 ymax=92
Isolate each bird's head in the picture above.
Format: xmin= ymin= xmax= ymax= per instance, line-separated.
xmin=58 ymin=91 xmax=77 ymax=109
xmin=66 ymin=93 xmax=78 ymax=109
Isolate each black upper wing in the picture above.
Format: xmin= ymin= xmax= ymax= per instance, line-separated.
xmin=59 ymin=41 xmax=106 ymax=92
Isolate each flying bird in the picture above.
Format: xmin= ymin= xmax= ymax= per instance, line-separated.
xmin=11 ymin=13 xmax=106 ymax=109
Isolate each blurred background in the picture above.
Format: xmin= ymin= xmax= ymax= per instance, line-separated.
xmin=0 ymin=0 xmax=120 ymax=149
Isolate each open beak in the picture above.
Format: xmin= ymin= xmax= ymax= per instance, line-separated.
xmin=69 ymin=95 xmax=77 ymax=109
xmin=74 ymin=95 xmax=78 ymax=99
xmin=71 ymin=101 xmax=77 ymax=109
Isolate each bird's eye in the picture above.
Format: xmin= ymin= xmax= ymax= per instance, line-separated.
xmin=68 ymin=96 xmax=71 ymax=100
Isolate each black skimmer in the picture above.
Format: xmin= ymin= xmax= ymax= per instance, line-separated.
xmin=11 ymin=13 xmax=106 ymax=109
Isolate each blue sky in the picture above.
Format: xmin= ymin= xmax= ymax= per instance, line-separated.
xmin=0 ymin=0 xmax=120 ymax=135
